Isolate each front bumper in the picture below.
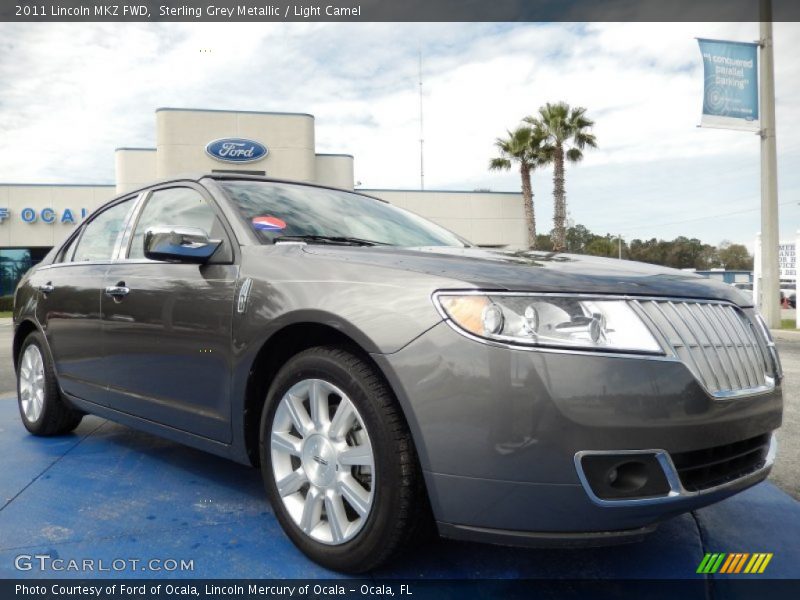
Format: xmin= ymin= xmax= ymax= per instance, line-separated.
xmin=373 ymin=321 xmax=782 ymax=543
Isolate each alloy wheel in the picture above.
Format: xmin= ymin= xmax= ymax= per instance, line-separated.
xmin=270 ymin=378 xmax=375 ymax=545
xmin=19 ymin=345 xmax=45 ymax=423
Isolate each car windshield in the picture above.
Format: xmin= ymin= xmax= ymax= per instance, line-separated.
xmin=219 ymin=180 xmax=469 ymax=247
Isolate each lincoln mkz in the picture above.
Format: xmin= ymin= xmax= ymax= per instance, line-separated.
xmin=13 ymin=174 xmax=783 ymax=571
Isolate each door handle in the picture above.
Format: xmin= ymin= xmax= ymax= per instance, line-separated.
xmin=104 ymin=285 xmax=130 ymax=298
xmin=38 ymin=282 xmax=54 ymax=294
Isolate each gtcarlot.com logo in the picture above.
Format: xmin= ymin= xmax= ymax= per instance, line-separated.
xmin=697 ymin=552 xmax=773 ymax=574
xmin=14 ymin=554 xmax=194 ymax=572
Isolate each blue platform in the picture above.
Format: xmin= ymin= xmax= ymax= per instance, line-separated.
xmin=0 ymin=395 xmax=798 ymax=583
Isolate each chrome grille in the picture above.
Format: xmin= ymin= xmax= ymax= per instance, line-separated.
xmin=632 ymin=300 xmax=774 ymax=397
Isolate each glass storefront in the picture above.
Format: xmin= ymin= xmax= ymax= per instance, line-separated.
xmin=0 ymin=248 xmax=52 ymax=301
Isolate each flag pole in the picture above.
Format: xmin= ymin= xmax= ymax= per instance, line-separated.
xmin=759 ymin=0 xmax=780 ymax=328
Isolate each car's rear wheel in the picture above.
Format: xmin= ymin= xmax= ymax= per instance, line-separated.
xmin=17 ymin=331 xmax=83 ymax=436
xmin=259 ymin=346 xmax=424 ymax=573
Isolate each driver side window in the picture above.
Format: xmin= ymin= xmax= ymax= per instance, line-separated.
xmin=127 ymin=187 xmax=228 ymax=261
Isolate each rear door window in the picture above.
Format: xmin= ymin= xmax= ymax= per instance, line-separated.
xmin=71 ymin=199 xmax=135 ymax=263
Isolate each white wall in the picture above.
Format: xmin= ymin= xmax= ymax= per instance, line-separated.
xmin=0 ymin=185 xmax=526 ymax=250
xmin=315 ymin=154 xmax=355 ymax=190
xmin=115 ymin=148 xmax=157 ymax=194
xmin=155 ymin=108 xmax=317 ymax=182
xmin=365 ymin=189 xmax=527 ymax=248
xmin=115 ymin=109 xmax=356 ymax=190
xmin=0 ymin=185 xmax=113 ymax=248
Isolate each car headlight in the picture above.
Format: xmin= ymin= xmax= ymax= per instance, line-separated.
xmin=434 ymin=292 xmax=663 ymax=354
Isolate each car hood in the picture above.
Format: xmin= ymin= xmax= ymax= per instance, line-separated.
xmin=299 ymin=245 xmax=751 ymax=306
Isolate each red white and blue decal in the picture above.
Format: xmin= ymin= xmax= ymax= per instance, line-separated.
xmin=252 ymin=216 xmax=286 ymax=231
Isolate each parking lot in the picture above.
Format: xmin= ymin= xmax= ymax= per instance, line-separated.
xmin=0 ymin=316 xmax=798 ymax=582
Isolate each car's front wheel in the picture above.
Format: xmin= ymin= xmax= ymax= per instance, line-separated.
xmin=260 ymin=346 xmax=425 ymax=573
xmin=17 ymin=331 xmax=83 ymax=436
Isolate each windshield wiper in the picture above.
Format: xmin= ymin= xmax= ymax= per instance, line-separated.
xmin=273 ymin=234 xmax=388 ymax=247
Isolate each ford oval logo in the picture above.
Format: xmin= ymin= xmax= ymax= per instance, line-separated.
xmin=205 ymin=137 xmax=268 ymax=163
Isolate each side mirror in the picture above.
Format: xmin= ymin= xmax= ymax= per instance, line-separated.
xmin=143 ymin=227 xmax=222 ymax=264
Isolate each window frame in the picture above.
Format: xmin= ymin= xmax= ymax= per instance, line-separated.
xmin=55 ymin=193 xmax=141 ymax=266
xmin=120 ymin=182 xmax=236 ymax=265
xmin=55 ymin=229 xmax=81 ymax=264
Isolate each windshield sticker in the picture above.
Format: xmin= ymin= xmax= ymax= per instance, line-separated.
xmin=252 ymin=216 xmax=286 ymax=232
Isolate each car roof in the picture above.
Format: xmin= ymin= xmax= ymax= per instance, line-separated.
xmin=110 ymin=173 xmax=388 ymax=206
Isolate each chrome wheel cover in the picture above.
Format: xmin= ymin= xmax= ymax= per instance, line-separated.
xmin=19 ymin=345 xmax=45 ymax=423
xmin=270 ymin=378 xmax=375 ymax=545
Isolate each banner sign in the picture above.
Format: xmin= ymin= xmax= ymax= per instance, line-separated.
xmin=698 ymin=38 xmax=759 ymax=131
xmin=779 ymin=242 xmax=796 ymax=280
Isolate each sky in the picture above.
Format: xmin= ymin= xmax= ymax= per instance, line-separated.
xmin=0 ymin=21 xmax=798 ymax=249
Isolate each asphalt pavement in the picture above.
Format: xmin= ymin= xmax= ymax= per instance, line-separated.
xmin=1 ymin=398 xmax=799 ymax=582
xmin=0 ymin=320 xmax=13 ymax=395
xmin=0 ymin=317 xmax=798 ymax=498
xmin=770 ymin=329 xmax=800 ymax=499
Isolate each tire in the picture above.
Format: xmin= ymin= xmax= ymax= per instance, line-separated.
xmin=259 ymin=346 xmax=425 ymax=573
xmin=17 ymin=330 xmax=83 ymax=436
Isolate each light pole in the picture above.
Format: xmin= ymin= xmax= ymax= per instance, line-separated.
xmin=759 ymin=0 xmax=781 ymax=328
xmin=418 ymin=48 xmax=425 ymax=191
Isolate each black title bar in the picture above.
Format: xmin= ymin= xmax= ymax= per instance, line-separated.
xmin=5 ymin=579 xmax=800 ymax=600
xmin=3 ymin=0 xmax=800 ymax=23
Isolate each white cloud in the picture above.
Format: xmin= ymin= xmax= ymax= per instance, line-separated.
xmin=0 ymin=21 xmax=798 ymax=245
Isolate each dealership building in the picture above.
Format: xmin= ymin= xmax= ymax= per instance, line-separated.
xmin=0 ymin=107 xmax=526 ymax=298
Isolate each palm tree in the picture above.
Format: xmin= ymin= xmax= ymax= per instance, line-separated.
xmin=489 ymin=126 xmax=547 ymax=249
xmin=526 ymin=102 xmax=597 ymax=251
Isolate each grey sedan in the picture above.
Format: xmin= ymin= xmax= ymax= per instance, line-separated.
xmin=12 ymin=174 xmax=783 ymax=572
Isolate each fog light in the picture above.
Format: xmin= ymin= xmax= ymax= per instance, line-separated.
xmin=579 ymin=452 xmax=672 ymax=501
xmin=606 ymin=467 xmax=618 ymax=485
xmin=606 ymin=461 xmax=648 ymax=492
